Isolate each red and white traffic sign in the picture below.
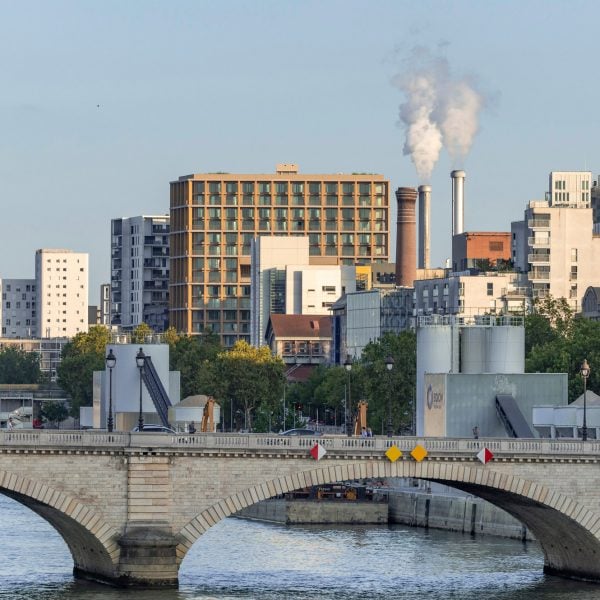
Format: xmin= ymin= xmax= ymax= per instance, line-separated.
xmin=477 ymin=447 xmax=494 ymax=464
xmin=310 ymin=443 xmax=327 ymax=461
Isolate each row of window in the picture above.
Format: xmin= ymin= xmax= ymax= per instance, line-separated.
xmin=193 ymin=181 xmax=384 ymax=195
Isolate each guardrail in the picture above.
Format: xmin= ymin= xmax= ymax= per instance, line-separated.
xmin=1 ymin=431 xmax=600 ymax=457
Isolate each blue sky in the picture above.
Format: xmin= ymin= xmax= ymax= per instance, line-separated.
xmin=1 ymin=0 xmax=598 ymax=296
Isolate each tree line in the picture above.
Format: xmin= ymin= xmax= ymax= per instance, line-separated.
xmin=3 ymin=295 xmax=597 ymax=430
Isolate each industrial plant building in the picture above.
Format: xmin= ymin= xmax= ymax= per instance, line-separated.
xmin=169 ymin=164 xmax=390 ymax=346
xmin=416 ymin=315 xmax=566 ymax=438
xmin=110 ymin=215 xmax=170 ymax=332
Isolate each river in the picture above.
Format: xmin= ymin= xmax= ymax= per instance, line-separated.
xmin=1 ymin=495 xmax=600 ymax=599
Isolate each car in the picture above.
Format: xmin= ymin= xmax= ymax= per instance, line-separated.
xmin=280 ymin=428 xmax=322 ymax=436
xmin=132 ymin=424 xmax=176 ymax=434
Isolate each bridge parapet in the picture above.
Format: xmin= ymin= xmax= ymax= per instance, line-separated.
xmin=2 ymin=430 xmax=600 ymax=459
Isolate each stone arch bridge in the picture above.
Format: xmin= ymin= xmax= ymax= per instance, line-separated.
xmin=1 ymin=431 xmax=600 ymax=587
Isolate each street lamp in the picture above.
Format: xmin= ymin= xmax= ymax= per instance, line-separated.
xmin=136 ymin=347 xmax=146 ymax=431
xmin=105 ymin=348 xmax=116 ymax=432
xmin=385 ymin=356 xmax=394 ymax=437
xmin=581 ymin=359 xmax=591 ymax=441
xmin=344 ymin=356 xmax=353 ymax=436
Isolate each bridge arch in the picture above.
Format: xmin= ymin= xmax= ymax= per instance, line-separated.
xmin=176 ymin=460 xmax=600 ymax=581
xmin=0 ymin=469 xmax=120 ymax=583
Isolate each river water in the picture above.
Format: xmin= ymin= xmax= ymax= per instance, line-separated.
xmin=1 ymin=495 xmax=600 ymax=600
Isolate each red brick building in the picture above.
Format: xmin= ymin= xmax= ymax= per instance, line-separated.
xmin=452 ymin=232 xmax=512 ymax=272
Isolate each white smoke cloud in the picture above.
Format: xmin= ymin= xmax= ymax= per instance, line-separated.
xmin=394 ymin=48 xmax=485 ymax=181
xmin=399 ymin=74 xmax=443 ymax=181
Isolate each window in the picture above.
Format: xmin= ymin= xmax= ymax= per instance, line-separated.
xmin=489 ymin=241 xmax=504 ymax=252
xmin=487 ymin=283 xmax=493 ymax=296
xmin=571 ymin=248 xmax=578 ymax=262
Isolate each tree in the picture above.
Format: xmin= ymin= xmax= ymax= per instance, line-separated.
xmin=132 ymin=323 xmax=154 ymax=344
xmin=57 ymin=326 xmax=112 ymax=416
xmin=167 ymin=330 xmax=222 ymax=399
xmin=361 ymin=331 xmax=416 ymax=435
xmin=525 ymin=302 xmax=600 ymax=402
xmin=0 ymin=347 xmax=41 ymax=384
xmin=212 ymin=341 xmax=285 ymax=432
xmin=40 ymin=400 xmax=69 ymax=428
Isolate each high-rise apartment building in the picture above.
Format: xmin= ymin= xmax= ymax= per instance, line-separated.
xmin=0 ymin=278 xmax=37 ymax=338
xmin=170 ymin=164 xmax=390 ymax=346
xmin=111 ymin=215 xmax=170 ymax=332
xmin=512 ymin=171 xmax=600 ymax=310
xmin=35 ymin=249 xmax=88 ymax=338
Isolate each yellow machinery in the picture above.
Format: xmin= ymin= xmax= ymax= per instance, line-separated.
xmin=353 ymin=400 xmax=368 ymax=436
xmin=201 ymin=397 xmax=215 ymax=432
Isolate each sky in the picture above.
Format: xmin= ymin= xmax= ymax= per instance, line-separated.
xmin=1 ymin=0 xmax=599 ymax=297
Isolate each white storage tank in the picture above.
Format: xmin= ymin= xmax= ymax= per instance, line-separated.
xmin=460 ymin=327 xmax=487 ymax=374
xmin=416 ymin=321 xmax=459 ymax=435
xmin=485 ymin=326 xmax=525 ymax=373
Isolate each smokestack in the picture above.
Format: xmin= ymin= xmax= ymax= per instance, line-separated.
xmin=417 ymin=185 xmax=431 ymax=269
xmin=451 ymin=170 xmax=466 ymax=236
xmin=395 ymin=187 xmax=417 ymax=287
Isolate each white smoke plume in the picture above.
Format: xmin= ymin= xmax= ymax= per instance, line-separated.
xmin=394 ymin=47 xmax=485 ymax=181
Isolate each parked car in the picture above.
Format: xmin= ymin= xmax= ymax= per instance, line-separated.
xmin=132 ymin=424 xmax=176 ymax=434
xmin=280 ymin=428 xmax=322 ymax=436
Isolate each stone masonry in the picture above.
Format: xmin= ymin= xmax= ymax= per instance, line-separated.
xmin=1 ymin=432 xmax=600 ymax=586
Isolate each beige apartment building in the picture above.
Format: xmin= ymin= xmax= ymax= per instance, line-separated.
xmin=169 ymin=164 xmax=390 ymax=346
xmin=512 ymin=172 xmax=600 ymax=310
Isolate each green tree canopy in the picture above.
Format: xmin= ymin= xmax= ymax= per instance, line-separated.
xmin=40 ymin=400 xmax=69 ymax=428
xmin=57 ymin=326 xmax=112 ymax=416
xmin=360 ymin=331 xmax=416 ymax=435
xmin=167 ymin=330 xmax=222 ymax=399
xmin=0 ymin=347 xmax=41 ymax=384
xmin=212 ymin=341 xmax=285 ymax=432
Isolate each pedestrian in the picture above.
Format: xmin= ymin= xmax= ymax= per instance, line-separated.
xmin=367 ymin=427 xmax=373 ymax=437
xmin=472 ymin=425 xmax=479 ymax=439
xmin=361 ymin=427 xmax=368 ymax=438
xmin=188 ymin=421 xmax=196 ymax=434
xmin=7 ymin=417 xmax=14 ymax=431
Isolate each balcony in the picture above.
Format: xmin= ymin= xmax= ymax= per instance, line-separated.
xmin=528 ymin=237 xmax=550 ymax=247
xmin=528 ymin=219 xmax=550 ymax=229
xmin=528 ymin=253 xmax=550 ymax=264
xmin=530 ymin=271 xmax=550 ymax=281
xmin=501 ymin=287 xmax=530 ymax=297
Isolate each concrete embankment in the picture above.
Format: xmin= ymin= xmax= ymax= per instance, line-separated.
xmin=388 ymin=488 xmax=534 ymax=541
xmin=235 ymin=498 xmax=388 ymax=525
xmin=236 ymin=482 xmax=533 ymax=542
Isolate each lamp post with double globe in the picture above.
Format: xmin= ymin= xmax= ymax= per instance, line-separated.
xmin=581 ymin=359 xmax=591 ymax=441
xmin=136 ymin=347 xmax=146 ymax=431
xmin=385 ymin=356 xmax=394 ymax=437
xmin=105 ymin=349 xmax=116 ymax=432
xmin=344 ymin=356 xmax=353 ymax=436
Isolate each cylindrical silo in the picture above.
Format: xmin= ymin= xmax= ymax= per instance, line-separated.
xmin=416 ymin=322 xmax=459 ymax=436
xmin=395 ymin=187 xmax=417 ymax=287
xmin=418 ymin=184 xmax=431 ymax=270
xmin=451 ymin=170 xmax=466 ymax=237
xmin=484 ymin=326 xmax=525 ymax=373
xmin=460 ymin=326 xmax=487 ymax=374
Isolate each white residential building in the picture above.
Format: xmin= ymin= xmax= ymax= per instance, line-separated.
xmin=511 ymin=171 xmax=600 ymax=309
xmin=110 ymin=215 xmax=170 ymax=332
xmin=35 ymin=249 xmax=89 ymax=338
xmin=414 ymin=272 xmax=530 ymax=318
xmin=250 ymin=236 xmax=355 ymax=346
xmin=0 ymin=279 xmax=37 ymax=338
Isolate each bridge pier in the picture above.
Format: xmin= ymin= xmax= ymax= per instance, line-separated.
xmin=115 ymin=523 xmax=179 ymax=588
xmin=72 ymin=523 xmax=179 ymax=588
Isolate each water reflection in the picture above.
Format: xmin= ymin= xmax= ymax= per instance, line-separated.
xmin=1 ymin=494 xmax=600 ymax=599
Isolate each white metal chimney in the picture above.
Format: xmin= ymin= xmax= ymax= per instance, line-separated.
xmin=417 ymin=185 xmax=431 ymax=269
xmin=451 ymin=170 xmax=466 ymax=237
